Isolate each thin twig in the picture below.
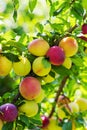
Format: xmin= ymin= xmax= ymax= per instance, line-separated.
xmin=49 ymin=76 xmax=69 ymax=118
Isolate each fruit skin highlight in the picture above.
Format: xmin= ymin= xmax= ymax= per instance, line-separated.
xmin=59 ymin=37 xmax=78 ymax=57
xmin=19 ymin=100 xmax=38 ymax=117
xmin=13 ymin=56 xmax=31 ymax=76
xmin=46 ymin=46 xmax=65 ymax=66
xmin=0 ymin=103 xmax=18 ymax=122
xmin=28 ymin=39 xmax=50 ymax=56
xmin=32 ymin=57 xmax=51 ymax=76
xmin=19 ymin=76 xmax=41 ymax=100
xmin=0 ymin=55 xmax=12 ymax=76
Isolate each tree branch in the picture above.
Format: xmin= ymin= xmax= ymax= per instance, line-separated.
xmin=49 ymin=76 xmax=69 ymax=118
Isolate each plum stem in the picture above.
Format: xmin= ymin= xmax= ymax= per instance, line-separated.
xmin=49 ymin=76 xmax=69 ymax=118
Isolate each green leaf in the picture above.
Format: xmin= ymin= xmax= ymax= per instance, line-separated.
xmin=13 ymin=0 xmax=19 ymax=10
xmin=42 ymin=58 xmax=51 ymax=69
xmin=36 ymin=23 xmax=44 ymax=33
xmin=13 ymin=10 xmax=17 ymax=22
xmin=3 ymin=53 xmax=19 ymax=62
xmin=71 ymin=56 xmax=84 ymax=67
xmin=53 ymin=2 xmax=67 ymax=16
xmin=29 ymin=0 xmax=37 ymax=12
xmin=2 ymin=122 xmax=13 ymax=130
xmin=3 ymin=30 xmax=16 ymax=41
xmin=52 ymin=65 xmax=70 ymax=76
xmin=20 ymin=115 xmax=30 ymax=127
xmin=63 ymin=121 xmax=72 ymax=130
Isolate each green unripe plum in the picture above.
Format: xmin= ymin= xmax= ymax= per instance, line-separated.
xmin=58 ymin=107 xmax=67 ymax=120
xmin=13 ymin=56 xmax=31 ymax=76
xmin=76 ymin=98 xmax=87 ymax=111
xmin=0 ymin=119 xmax=3 ymax=130
xmin=35 ymin=89 xmax=45 ymax=103
xmin=82 ymin=0 xmax=87 ymax=10
xmin=68 ymin=102 xmax=79 ymax=113
xmin=32 ymin=57 xmax=51 ymax=76
xmin=63 ymin=57 xmax=72 ymax=69
xmin=0 ymin=55 xmax=12 ymax=76
xmin=19 ymin=100 xmax=38 ymax=117
xmin=43 ymin=74 xmax=54 ymax=83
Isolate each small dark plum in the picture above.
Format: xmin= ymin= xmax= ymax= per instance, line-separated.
xmin=0 ymin=103 xmax=18 ymax=122
xmin=82 ymin=24 xmax=87 ymax=34
xmin=41 ymin=115 xmax=49 ymax=128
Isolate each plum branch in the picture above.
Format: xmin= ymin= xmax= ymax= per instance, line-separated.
xmin=49 ymin=76 xmax=69 ymax=118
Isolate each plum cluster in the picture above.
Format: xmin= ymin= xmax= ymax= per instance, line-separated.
xmin=0 ymin=37 xmax=78 ymax=77
xmin=0 ymin=36 xmax=78 ymax=129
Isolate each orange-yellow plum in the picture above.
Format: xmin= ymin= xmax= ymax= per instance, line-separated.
xmin=19 ymin=77 xmax=41 ymax=100
xmin=28 ymin=39 xmax=50 ymax=56
xmin=0 ymin=55 xmax=12 ymax=76
xmin=59 ymin=37 xmax=78 ymax=57
xmin=13 ymin=56 xmax=31 ymax=76
xmin=32 ymin=57 xmax=51 ymax=76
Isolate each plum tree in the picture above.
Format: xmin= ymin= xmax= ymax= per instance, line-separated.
xmin=0 ymin=0 xmax=87 ymax=130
